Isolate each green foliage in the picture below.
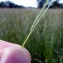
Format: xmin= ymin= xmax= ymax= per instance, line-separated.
xmin=0 ymin=9 xmax=63 ymax=63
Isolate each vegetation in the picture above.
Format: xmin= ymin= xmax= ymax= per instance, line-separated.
xmin=0 ymin=1 xmax=24 ymax=8
xmin=0 ymin=8 xmax=63 ymax=63
xmin=37 ymin=0 xmax=63 ymax=8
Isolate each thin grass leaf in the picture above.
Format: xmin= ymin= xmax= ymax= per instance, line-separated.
xmin=22 ymin=0 xmax=53 ymax=47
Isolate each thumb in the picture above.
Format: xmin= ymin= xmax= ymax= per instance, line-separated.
xmin=0 ymin=40 xmax=31 ymax=63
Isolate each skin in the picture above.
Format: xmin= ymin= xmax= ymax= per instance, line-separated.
xmin=0 ymin=40 xmax=31 ymax=63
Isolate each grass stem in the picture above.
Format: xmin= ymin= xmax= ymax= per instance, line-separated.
xmin=22 ymin=0 xmax=53 ymax=48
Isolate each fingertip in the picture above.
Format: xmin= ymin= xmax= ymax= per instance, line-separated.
xmin=1 ymin=47 xmax=31 ymax=63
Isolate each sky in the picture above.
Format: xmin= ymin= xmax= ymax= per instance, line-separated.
xmin=0 ymin=0 xmax=63 ymax=7
xmin=59 ymin=0 xmax=63 ymax=3
xmin=0 ymin=0 xmax=37 ymax=7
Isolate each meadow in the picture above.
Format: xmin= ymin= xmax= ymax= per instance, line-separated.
xmin=0 ymin=8 xmax=63 ymax=63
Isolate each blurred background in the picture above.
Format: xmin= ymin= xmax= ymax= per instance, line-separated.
xmin=0 ymin=0 xmax=63 ymax=8
xmin=0 ymin=0 xmax=63 ymax=63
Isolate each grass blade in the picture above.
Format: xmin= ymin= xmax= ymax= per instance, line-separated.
xmin=22 ymin=0 xmax=53 ymax=47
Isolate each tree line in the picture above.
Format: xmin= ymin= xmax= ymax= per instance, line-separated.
xmin=0 ymin=1 xmax=24 ymax=8
xmin=37 ymin=0 xmax=63 ymax=8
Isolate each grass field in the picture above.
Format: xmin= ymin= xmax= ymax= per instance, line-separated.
xmin=0 ymin=9 xmax=63 ymax=63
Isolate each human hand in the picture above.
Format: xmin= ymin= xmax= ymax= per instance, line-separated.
xmin=0 ymin=40 xmax=31 ymax=63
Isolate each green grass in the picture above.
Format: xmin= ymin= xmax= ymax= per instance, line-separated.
xmin=0 ymin=9 xmax=63 ymax=63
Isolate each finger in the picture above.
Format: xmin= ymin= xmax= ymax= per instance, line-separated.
xmin=0 ymin=40 xmax=31 ymax=60
xmin=0 ymin=40 xmax=20 ymax=50
xmin=0 ymin=40 xmax=31 ymax=63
